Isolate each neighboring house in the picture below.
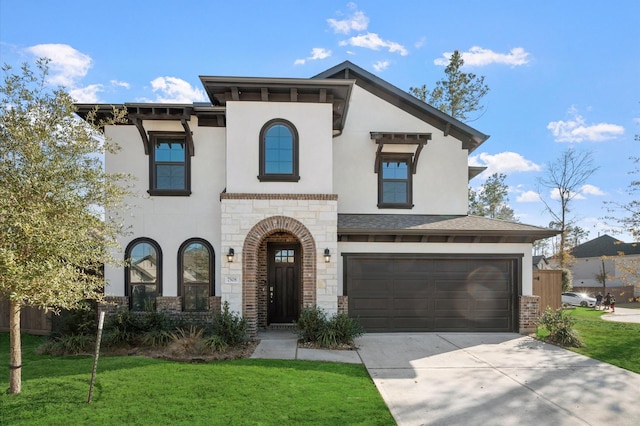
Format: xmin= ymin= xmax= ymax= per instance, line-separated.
xmin=533 ymin=255 xmax=552 ymax=270
xmin=76 ymin=61 xmax=556 ymax=335
xmin=571 ymin=234 xmax=640 ymax=295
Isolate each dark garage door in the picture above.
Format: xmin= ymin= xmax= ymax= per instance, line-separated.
xmin=345 ymin=255 xmax=519 ymax=332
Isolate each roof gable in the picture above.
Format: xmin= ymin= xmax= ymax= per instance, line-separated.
xmin=313 ymin=61 xmax=490 ymax=152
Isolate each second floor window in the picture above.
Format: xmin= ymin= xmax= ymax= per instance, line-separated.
xmin=148 ymin=132 xmax=191 ymax=196
xmin=378 ymin=154 xmax=413 ymax=209
xmin=259 ymin=119 xmax=300 ymax=182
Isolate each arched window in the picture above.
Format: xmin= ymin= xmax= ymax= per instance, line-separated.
xmin=125 ymin=238 xmax=162 ymax=311
xmin=178 ymin=238 xmax=214 ymax=312
xmin=259 ymin=119 xmax=299 ymax=182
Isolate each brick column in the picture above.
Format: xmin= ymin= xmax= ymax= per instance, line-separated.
xmin=337 ymin=296 xmax=348 ymax=315
xmin=519 ymin=295 xmax=540 ymax=334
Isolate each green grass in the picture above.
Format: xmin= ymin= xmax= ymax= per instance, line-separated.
xmin=0 ymin=334 xmax=394 ymax=425
xmin=538 ymin=307 xmax=640 ymax=374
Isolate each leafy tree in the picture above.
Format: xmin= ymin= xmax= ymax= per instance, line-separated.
xmin=0 ymin=60 xmax=128 ymax=394
xmin=468 ymin=173 xmax=516 ymax=221
xmin=410 ymin=50 xmax=489 ymax=122
xmin=537 ymin=149 xmax=598 ymax=269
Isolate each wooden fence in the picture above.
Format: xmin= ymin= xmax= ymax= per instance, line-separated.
xmin=0 ymin=300 xmax=52 ymax=335
xmin=533 ymin=270 xmax=562 ymax=311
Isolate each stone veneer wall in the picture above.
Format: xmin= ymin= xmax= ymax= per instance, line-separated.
xmin=519 ymin=295 xmax=540 ymax=334
xmin=220 ymin=193 xmax=338 ymax=337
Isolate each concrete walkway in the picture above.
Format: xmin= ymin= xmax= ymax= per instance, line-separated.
xmin=250 ymin=329 xmax=361 ymax=364
xmin=601 ymin=306 xmax=640 ymax=323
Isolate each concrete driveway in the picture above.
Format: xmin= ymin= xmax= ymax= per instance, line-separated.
xmin=355 ymin=333 xmax=640 ymax=426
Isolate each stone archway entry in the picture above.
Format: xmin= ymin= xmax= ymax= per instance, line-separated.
xmin=242 ymin=216 xmax=317 ymax=334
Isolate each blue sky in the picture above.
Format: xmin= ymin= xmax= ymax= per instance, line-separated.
xmin=1 ymin=0 xmax=639 ymax=246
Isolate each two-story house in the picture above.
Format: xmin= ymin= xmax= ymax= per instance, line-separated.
xmin=77 ymin=61 xmax=556 ymax=336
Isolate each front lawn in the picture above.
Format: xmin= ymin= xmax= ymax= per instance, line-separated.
xmin=539 ymin=307 xmax=640 ymax=374
xmin=0 ymin=334 xmax=394 ymax=425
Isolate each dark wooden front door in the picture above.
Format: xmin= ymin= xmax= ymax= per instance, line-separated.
xmin=268 ymin=243 xmax=300 ymax=324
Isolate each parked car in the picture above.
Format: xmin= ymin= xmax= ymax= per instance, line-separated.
xmin=561 ymin=292 xmax=596 ymax=307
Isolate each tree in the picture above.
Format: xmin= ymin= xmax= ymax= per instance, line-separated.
xmin=594 ymin=257 xmax=609 ymax=294
xmin=604 ymin=134 xmax=640 ymax=240
xmin=0 ymin=60 xmax=128 ymax=394
xmin=468 ymin=173 xmax=517 ymax=221
xmin=410 ymin=50 xmax=489 ymax=122
xmin=537 ymin=149 xmax=598 ymax=269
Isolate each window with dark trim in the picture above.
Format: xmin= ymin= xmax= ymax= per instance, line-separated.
xmin=178 ymin=238 xmax=214 ymax=312
xmin=148 ymin=131 xmax=191 ymax=196
xmin=125 ymin=238 xmax=162 ymax=311
xmin=258 ymin=119 xmax=300 ymax=182
xmin=378 ymin=154 xmax=413 ymax=209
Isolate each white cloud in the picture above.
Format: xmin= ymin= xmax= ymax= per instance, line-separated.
xmin=340 ymin=33 xmax=408 ymax=56
xmin=110 ymin=80 xmax=130 ymax=89
xmin=516 ymin=190 xmax=541 ymax=203
xmin=414 ymin=37 xmax=426 ymax=49
xmin=581 ymin=184 xmax=605 ymax=196
xmin=69 ymin=84 xmax=103 ymax=103
xmin=26 ymin=43 xmax=93 ymax=87
xmin=327 ymin=6 xmax=369 ymax=34
xmin=150 ymin=77 xmax=206 ymax=103
xmin=373 ymin=60 xmax=390 ymax=72
xmin=434 ymin=46 xmax=530 ymax=67
xmin=547 ymin=108 xmax=625 ymax=142
xmin=469 ymin=151 xmax=541 ymax=177
xmin=294 ymin=48 xmax=332 ymax=65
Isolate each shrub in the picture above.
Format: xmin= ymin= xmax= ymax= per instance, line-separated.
xmin=38 ymin=334 xmax=95 ymax=355
xmin=213 ymin=302 xmax=248 ymax=345
xmin=328 ymin=312 xmax=365 ymax=343
xmin=537 ymin=307 xmax=583 ymax=347
xmin=141 ymin=329 xmax=172 ymax=347
xmin=203 ymin=334 xmax=228 ymax=352
xmin=296 ymin=307 xmax=364 ymax=348
xmin=296 ymin=306 xmax=328 ymax=343
xmin=167 ymin=326 xmax=206 ymax=354
xmin=50 ymin=301 xmax=98 ymax=338
xmin=103 ymin=309 xmax=171 ymax=347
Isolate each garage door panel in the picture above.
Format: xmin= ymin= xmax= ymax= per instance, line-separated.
xmin=347 ymin=255 xmax=517 ymax=332
xmin=352 ymin=297 xmax=393 ymax=311
xmin=393 ymin=317 xmax=432 ymax=329
xmin=392 ymin=259 xmax=431 ymax=274
xmin=393 ymin=279 xmax=429 ymax=294
xmin=350 ymin=279 xmax=391 ymax=293
xmin=350 ymin=260 xmax=394 ymax=276
xmin=393 ymin=297 xmax=428 ymax=311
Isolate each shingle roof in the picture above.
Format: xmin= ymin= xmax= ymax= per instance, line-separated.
xmin=337 ymin=214 xmax=558 ymax=243
xmin=571 ymin=234 xmax=640 ymax=258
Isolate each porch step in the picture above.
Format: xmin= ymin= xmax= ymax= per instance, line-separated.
xmin=267 ymin=323 xmax=297 ymax=330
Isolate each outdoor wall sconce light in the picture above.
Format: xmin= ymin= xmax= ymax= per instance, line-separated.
xmin=324 ymin=248 xmax=331 ymax=263
xmin=227 ymin=248 xmax=235 ymax=262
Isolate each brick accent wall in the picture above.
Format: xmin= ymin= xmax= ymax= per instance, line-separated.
xmin=220 ymin=193 xmax=338 ymax=338
xmin=519 ymin=295 xmax=540 ymax=334
xmin=98 ymin=296 xmax=129 ymax=315
xmin=157 ymin=297 xmax=181 ymax=313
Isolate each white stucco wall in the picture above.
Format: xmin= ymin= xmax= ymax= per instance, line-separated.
xmin=337 ymin=242 xmax=534 ymax=295
xmin=103 ymin=118 xmax=226 ymax=297
xmin=225 ymin=101 xmax=334 ymax=194
xmin=334 ymin=85 xmax=470 ymax=215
